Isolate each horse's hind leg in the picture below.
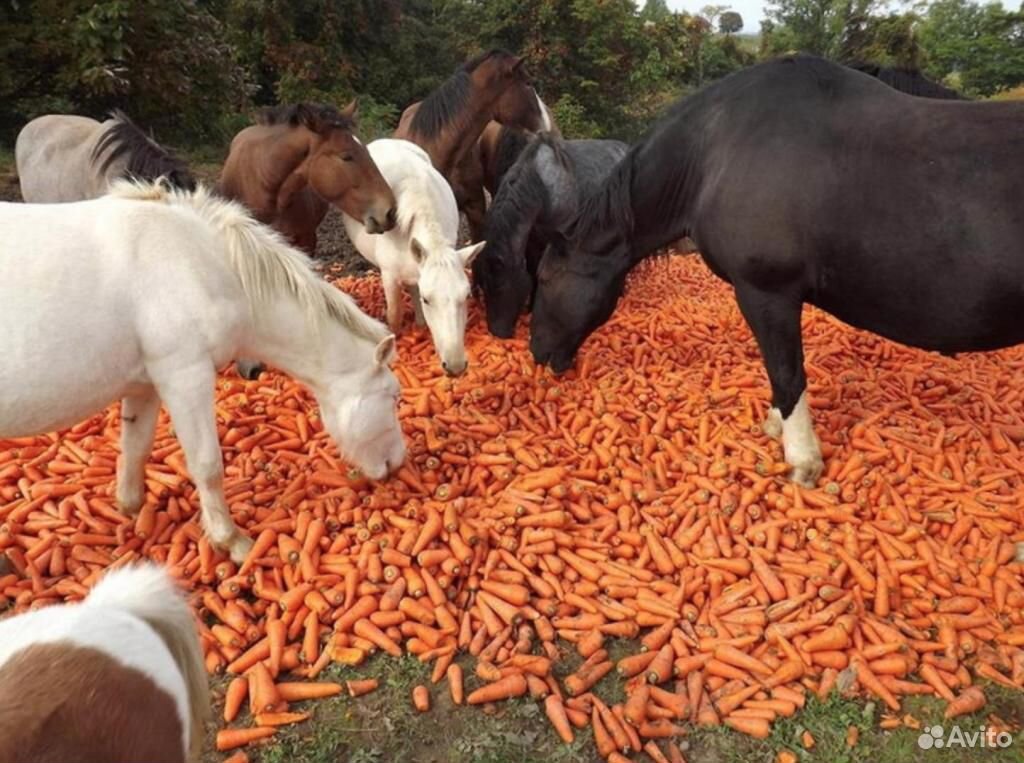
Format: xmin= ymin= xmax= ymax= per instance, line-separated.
xmin=382 ymin=271 xmax=404 ymax=334
xmin=154 ymin=361 xmax=252 ymax=563
xmin=734 ymin=284 xmax=823 ymax=487
xmin=409 ymin=283 xmax=426 ymax=327
xmin=116 ymin=388 xmax=161 ymax=515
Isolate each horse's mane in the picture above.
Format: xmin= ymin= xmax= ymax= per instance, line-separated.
xmin=492 ymin=126 xmax=533 ymax=191
xmin=846 ymin=61 xmax=964 ymax=100
xmin=257 ymin=103 xmax=355 ymax=134
xmin=91 ymin=111 xmax=195 ymax=190
xmin=105 ymin=179 xmax=389 ymax=343
xmin=566 ymin=149 xmax=636 ymax=248
xmin=409 ymin=49 xmax=518 ymax=139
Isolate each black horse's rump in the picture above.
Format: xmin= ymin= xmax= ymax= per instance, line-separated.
xmin=91 ymin=111 xmax=195 ymax=191
xmin=530 ymin=55 xmax=1024 ymax=391
xmin=475 ymin=133 xmax=627 ymax=337
xmin=846 ymin=61 xmax=964 ymax=100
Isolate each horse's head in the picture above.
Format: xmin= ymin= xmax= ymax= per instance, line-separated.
xmin=413 ymin=237 xmax=485 ymax=376
xmin=530 ymin=233 xmax=629 ymax=374
xmin=472 ymin=52 xmax=546 ymax=133
xmin=306 ymin=101 xmax=397 ymax=234
xmin=474 ymin=236 xmax=534 ymax=339
xmin=319 ymin=334 xmax=406 ymax=480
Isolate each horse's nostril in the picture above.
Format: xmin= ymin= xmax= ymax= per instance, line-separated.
xmin=386 ymin=208 xmax=397 ymax=226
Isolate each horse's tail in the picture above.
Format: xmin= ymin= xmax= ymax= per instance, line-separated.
xmin=86 ymin=564 xmax=209 ymax=761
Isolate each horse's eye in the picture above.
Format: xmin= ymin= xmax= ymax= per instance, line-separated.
xmin=341 ymin=154 xmax=354 ymax=162
xmin=422 ymin=297 xmax=431 ymax=306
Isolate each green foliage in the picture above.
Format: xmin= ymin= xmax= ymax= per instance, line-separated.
xmin=919 ymin=0 xmax=1024 ymax=95
xmin=720 ymin=10 xmax=745 ymax=34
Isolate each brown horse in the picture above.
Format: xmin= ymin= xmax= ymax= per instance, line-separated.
xmin=394 ymin=50 xmax=547 ymax=241
xmin=220 ymin=101 xmax=396 ymax=255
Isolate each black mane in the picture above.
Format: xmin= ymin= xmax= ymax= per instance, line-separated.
xmin=410 ymin=49 xmax=518 ymax=139
xmin=256 ymin=102 xmax=355 ymax=134
xmin=846 ymin=61 xmax=964 ymax=100
xmin=91 ymin=111 xmax=195 ymax=190
xmin=491 ymin=126 xmax=534 ymax=192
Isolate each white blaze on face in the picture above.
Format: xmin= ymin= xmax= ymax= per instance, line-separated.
xmin=417 ymin=250 xmax=471 ymax=374
xmin=781 ymin=391 xmax=824 ymax=487
xmin=537 ymin=92 xmax=552 ymax=132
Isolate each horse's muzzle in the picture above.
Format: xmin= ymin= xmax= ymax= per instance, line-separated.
xmin=365 ymin=207 xmax=397 ymax=234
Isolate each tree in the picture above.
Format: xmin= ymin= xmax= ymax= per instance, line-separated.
xmin=719 ymin=10 xmax=744 ymax=33
xmin=919 ymin=0 xmax=1024 ymax=95
xmin=640 ymin=0 xmax=671 ymax=23
xmin=760 ymin=0 xmax=887 ymax=59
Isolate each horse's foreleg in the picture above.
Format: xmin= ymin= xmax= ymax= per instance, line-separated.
xmin=382 ymin=272 xmax=404 ymax=334
xmin=463 ymin=189 xmax=487 ymax=244
xmin=116 ymin=389 xmax=161 ymax=515
xmin=409 ymin=283 xmax=426 ymax=327
xmin=734 ymin=285 xmax=823 ymax=487
xmin=156 ymin=362 xmax=252 ymax=563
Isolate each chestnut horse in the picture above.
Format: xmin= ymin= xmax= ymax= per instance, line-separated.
xmin=394 ymin=50 xmax=547 ymax=240
xmin=220 ymin=101 xmax=396 ymax=255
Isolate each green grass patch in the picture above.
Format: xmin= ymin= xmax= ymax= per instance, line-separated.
xmin=202 ymin=646 xmax=1024 ymax=763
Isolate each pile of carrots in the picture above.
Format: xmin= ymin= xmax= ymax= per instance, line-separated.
xmin=2 ymin=255 xmax=1024 ymax=762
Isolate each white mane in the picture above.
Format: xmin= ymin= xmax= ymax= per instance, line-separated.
xmin=105 ymin=179 xmax=389 ymax=342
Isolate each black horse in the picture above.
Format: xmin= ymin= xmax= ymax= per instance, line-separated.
xmin=846 ymin=61 xmax=964 ymax=100
xmin=530 ymin=55 xmax=1024 ymax=489
xmin=474 ymin=133 xmax=627 ymax=337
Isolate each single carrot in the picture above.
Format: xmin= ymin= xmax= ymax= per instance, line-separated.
xmin=544 ymin=695 xmax=574 ymax=743
xmin=412 ymin=685 xmax=430 ymax=712
xmin=216 ymin=727 xmax=276 ymax=751
xmin=467 ymin=673 xmax=528 ymax=704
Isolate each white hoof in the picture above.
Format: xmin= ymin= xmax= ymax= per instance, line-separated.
xmin=763 ymin=408 xmax=783 ymax=439
xmin=790 ymin=456 xmax=824 ymax=488
xmin=116 ymin=487 xmax=144 ymax=516
xmin=226 ymin=533 xmax=254 ymax=565
xmin=1016 ymin=542 xmax=1024 ymax=564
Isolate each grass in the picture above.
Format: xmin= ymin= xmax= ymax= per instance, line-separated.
xmin=202 ymin=640 xmax=1024 ymax=763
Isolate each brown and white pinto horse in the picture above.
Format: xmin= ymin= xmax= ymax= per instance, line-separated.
xmin=394 ymin=50 xmax=548 ymax=240
xmin=221 ymin=101 xmax=396 ymax=255
xmin=0 ymin=565 xmax=208 ymax=763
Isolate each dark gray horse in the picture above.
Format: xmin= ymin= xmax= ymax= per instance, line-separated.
xmin=530 ymin=55 xmax=1024 ymax=498
xmin=473 ymin=134 xmax=627 ymax=337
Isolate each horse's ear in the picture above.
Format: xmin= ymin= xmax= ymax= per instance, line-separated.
xmin=457 ymin=241 xmax=486 ymax=268
xmin=410 ymin=237 xmax=427 ymax=264
xmin=375 ymin=335 xmax=396 ymax=367
xmin=341 ymin=99 xmax=359 ymax=124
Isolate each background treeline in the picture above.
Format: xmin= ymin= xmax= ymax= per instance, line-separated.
xmin=1 ymin=0 xmax=1022 ymax=148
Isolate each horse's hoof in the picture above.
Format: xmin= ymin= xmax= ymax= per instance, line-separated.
xmin=763 ymin=408 xmax=783 ymax=439
xmin=790 ymin=458 xmax=824 ymax=488
xmin=1016 ymin=542 xmax=1024 ymax=564
xmin=227 ymin=534 xmax=254 ymax=565
xmin=116 ymin=493 xmax=144 ymax=516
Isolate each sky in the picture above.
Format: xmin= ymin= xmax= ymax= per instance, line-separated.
xmin=667 ymin=0 xmax=769 ymax=32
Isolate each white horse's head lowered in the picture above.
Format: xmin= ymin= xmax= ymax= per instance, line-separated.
xmin=413 ymin=237 xmax=485 ymax=377
xmin=317 ymin=334 xmax=406 ymax=479
xmin=166 ymin=179 xmax=408 ymax=481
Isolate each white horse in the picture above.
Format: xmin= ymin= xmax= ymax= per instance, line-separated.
xmin=0 ymin=564 xmax=207 ymax=763
xmin=15 ymin=111 xmax=195 ymax=202
xmin=342 ymin=139 xmax=485 ymax=376
xmin=0 ymin=180 xmax=405 ymax=562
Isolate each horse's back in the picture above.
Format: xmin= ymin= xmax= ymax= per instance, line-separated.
xmin=0 ymin=608 xmax=187 ymax=763
xmin=15 ymin=114 xmax=108 ymax=202
xmin=668 ymin=57 xmax=1024 ymax=351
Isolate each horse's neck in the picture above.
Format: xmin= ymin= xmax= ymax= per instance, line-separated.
xmin=431 ymin=87 xmax=502 ymax=174
xmin=261 ymin=128 xmax=315 ymax=195
xmin=241 ymin=296 xmax=367 ymax=391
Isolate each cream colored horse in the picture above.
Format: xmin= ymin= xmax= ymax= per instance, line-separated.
xmin=15 ymin=111 xmax=194 ymax=202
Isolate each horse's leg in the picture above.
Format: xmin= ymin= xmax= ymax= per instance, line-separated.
xmin=409 ymin=283 xmax=426 ymax=327
xmin=463 ymin=187 xmax=487 ymax=244
xmin=155 ymin=363 xmax=252 ymax=563
xmin=734 ymin=285 xmax=823 ymax=486
xmin=382 ymin=271 xmax=404 ymax=334
xmin=116 ymin=389 xmax=161 ymax=515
